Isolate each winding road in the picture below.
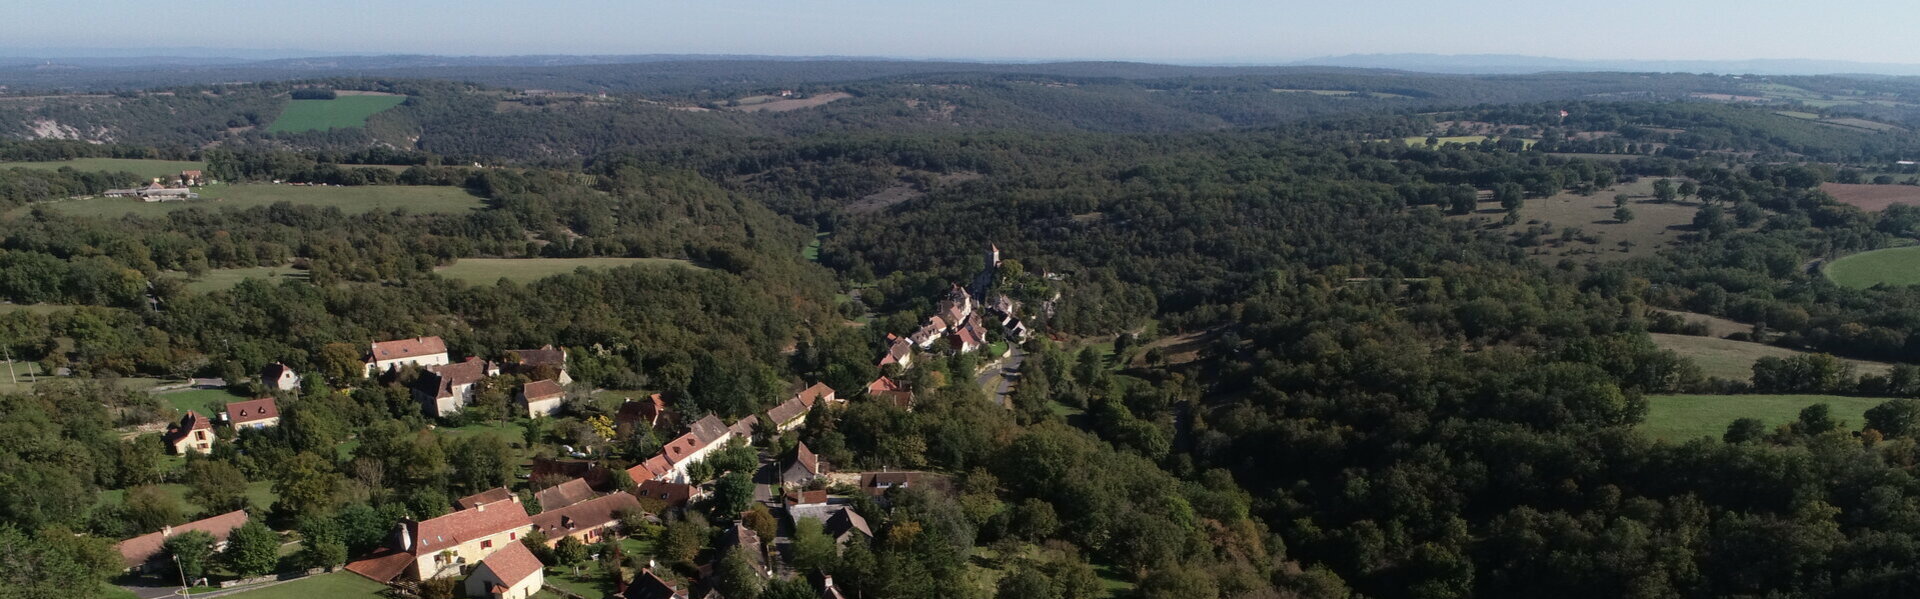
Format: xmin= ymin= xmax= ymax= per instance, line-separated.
xmin=975 ymin=345 xmax=1026 ymax=408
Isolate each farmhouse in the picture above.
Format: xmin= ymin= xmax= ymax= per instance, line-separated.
xmin=163 ymin=411 xmax=214 ymax=454
xmin=115 ymin=509 xmax=249 ymax=572
xmin=765 ymin=383 xmax=832 ymax=432
xmin=627 ymin=414 xmax=733 ymax=484
xmin=878 ymin=333 xmax=913 ymax=369
xmin=615 ymin=394 xmax=668 ymax=436
xmin=504 ymin=345 xmax=571 ymax=385
xmin=634 ymin=480 xmax=696 ymax=510
xmin=822 ymin=508 xmax=873 ymax=545
xmin=533 ymin=477 xmax=599 ymax=511
xmin=463 ymin=540 xmax=543 ymax=599
xmin=783 ymin=442 xmax=826 ymax=486
xmin=909 ymin=316 xmax=949 ymax=348
xmin=261 ymin=362 xmax=300 ymax=391
xmin=224 ymin=397 xmax=279 ymax=430
xmin=625 ymin=569 xmax=690 ymax=599
xmin=529 ymin=492 xmax=640 ymax=547
xmin=364 ymin=336 xmax=451 ymax=377
xmin=865 ymin=376 xmax=913 ymax=410
xmin=728 ymin=414 xmax=759 ymax=438
xmin=519 ymin=379 xmax=566 ymax=418
xmin=457 ymin=487 xmax=516 ymax=510
xmin=400 ymin=495 xmax=533 ymax=580
xmin=415 ymin=357 xmax=499 ymax=417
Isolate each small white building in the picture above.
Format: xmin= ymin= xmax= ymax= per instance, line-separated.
xmin=261 ymin=362 xmax=300 ymax=392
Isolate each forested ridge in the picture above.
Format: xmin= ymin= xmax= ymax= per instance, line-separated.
xmin=11 ymin=68 xmax=1920 ymax=599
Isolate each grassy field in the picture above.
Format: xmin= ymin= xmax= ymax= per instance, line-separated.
xmin=1642 ymin=394 xmax=1893 ymax=441
xmin=266 ymin=95 xmax=407 ymax=133
xmin=159 ymin=387 xmax=249 ymax=416
xmin=31 ymin=184 xmax=484 ymax=218
xmin=435 ymin=257 xmax=699 ymax=284
xmin=1826 ymin=246 xmax=1920 ymax=289
xmin=1650 ymin=333 xmax=1893 ymax=381
xmin=1471 ymin=178 xmax=1698 ymax=263
xmin=219 ymin=571 xmax=389 ymax=599
xmin=179 ymin=266 xmax=308 ymax=294
xmin=1649 ymin=308 xmax=1753 ymax=338
xmin=0 ymin=157 xmax=206 ymax=179
xmin=97 ymin=481 xmax=279 ymax=513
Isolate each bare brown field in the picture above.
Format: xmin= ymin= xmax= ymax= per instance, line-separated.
xmin=1822 ymin=183 xmax=1920 ymax=212
xmin=728 ymin=92 xmax=853 ymax=113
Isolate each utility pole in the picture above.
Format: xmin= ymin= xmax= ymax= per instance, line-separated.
xmin=3 ymin=345 xmax=14 ymax=385
xmin=174 ymin=554 xmax=190 ymax=598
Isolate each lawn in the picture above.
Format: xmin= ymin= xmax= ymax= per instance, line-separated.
xmin=1642 ymin=394 xmax=1895 ymax=441
xmin=1826 ymin=246 xmax=1920 ymax=288
xmin=0 ymin=158 xmax=205 ymax=179
xmin=435 ymin=257 xmax=700 ymax=284
xmin=158 ymin=387 xmax=249 ymax=417
xmin=266 ymin=95 xmax=407 ymax=133
xmin=31 ymin=184 xmax=484 ymax=218
xmin=1650 ymin=333 xmax=1892 ymax=382
xmin=97 ymin=481 xmax=279 ymax=513
xmin=804 ymin=232 xmax=828 ymax=261
xmin=545 ymin=563 xmax=619 ymax=599
xmin=218 ymin=571 xmax=389 ymax=599
xmin=178 ymin=266 xmax=308 ymax=294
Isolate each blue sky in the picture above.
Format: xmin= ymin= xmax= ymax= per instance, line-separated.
xmin=8 ymin=0 xmax=1917 ymax=62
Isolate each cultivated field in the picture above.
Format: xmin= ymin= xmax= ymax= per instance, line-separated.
xmin=0 ymin=157 xmax=205 ymax=179
xmin=434 ymin=257 xmax=700 ymax=283
xmin=1650 ymin=333 xmax=1893 ymax=381
xmin=1472 ymin=178 xmax=1698 ymax=263
xmin=1642 ymin=394 xmax=1893 ymax=441
xmin=266 ymin=95 xmax=407 ymax=133
xmin=1821 ymin=182 xmax=1920 ymax=212
xmin=1825 ymin=246 xmax=1920 ymax=288
xmin=30 ymin=184 xmax=484 ymax=217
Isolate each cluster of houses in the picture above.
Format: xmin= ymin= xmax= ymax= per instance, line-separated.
xmin=102 ymin=170 xmax=207 ymax=201
xmin=869 ymin=244 xmax=1031 ymax=412
xmin=360 ymin=336 xmax=574 ymax=419
xmin=138 ymin=333 xmax=949 ymax=599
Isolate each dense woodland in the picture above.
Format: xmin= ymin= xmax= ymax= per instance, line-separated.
xmin=13 ymin=67 xmax=1920 ymax=599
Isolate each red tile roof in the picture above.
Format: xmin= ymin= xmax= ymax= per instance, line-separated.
xmin=344 ymin=547 xmax=415 ymax=583
xmin=628 ymin=456 xmax=673 ymax=482
xmin=368 ymin=336 xmax=447 ymax=362
xmin=225 ymin=398 xmax=278 ymax=426
xmin=410 ymin=497 xmax=530 ymax=553
xmin=456 ymin=487 xmax=516 ymax=510
xmin=478 ymin=539 xmax=543 ymax=587
xmin=534 ymin=478 xmax=598 ymax=511
xmin=163 ymin=411 xmax=214 ymax=446
xmin=522 ymin=379 xmax=564 ymax=401
xmin=686 ymin=414 xmax=729 ymax=445
xmin=421 ymin=357 xmax=494 ymax=399
xmin=865 ymin=376 xmax=902 ymax=395
xmin=116 ymin=509 xmax=248 ymax=568
xmin=615 ymin=394 xmax=667 ymax=427
xmin=797 ymin=382 xmax=834 ymax=405
xmin=505 ymin=346 xmax=566 ymax=369
xmin=795 ymin=443 xmax=821 ymax=476
xmin=530 ymin=492 xmax=640 ymax=539
xmin=727 ymin=415 xmax=758 ymax=438
xmin=785 ymin=489 xmax=828 ymax=506
xmin=633 ymin=480 xmax=694 ymax=508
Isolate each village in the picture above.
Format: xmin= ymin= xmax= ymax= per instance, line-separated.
xmin=113 ymin=246 xmax=1036 ymax=599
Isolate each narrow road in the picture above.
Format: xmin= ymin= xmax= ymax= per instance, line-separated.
xmin=975 ymin=345 xmax=1026 ymax=408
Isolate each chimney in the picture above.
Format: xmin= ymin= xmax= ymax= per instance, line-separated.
xmin=161 ymin=525 xmax=173 ymax=536
xmin=397 ymin=523 xmax=413 ymax=552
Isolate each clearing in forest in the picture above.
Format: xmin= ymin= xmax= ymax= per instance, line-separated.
xmin=30 ymin=184 xmax=483 ymax=218
xmin=1642 ymin=394 xmax=1894 ymax=442
xmin=1821 ymin=183 xmax=1920 ymax=212
xmin=266 ymin=95 xmax=407 ymax=133
xmin=1650 ymin=333 xmax=1893 ymax=382
xmin=0 ymin=157 xmax=205 ymax=179
xmin=1825 ymin=246 xmax=1920 ymax=288
xmin=434 ymin=257 xmax=701 ymax=284
xmin=1471 ymin=177 xmax=1699 ymax=263
xmin=725 ymin=91 xmax=852 ymax=112
xmin=1402 ymin=135 xmax=1537 ymax=148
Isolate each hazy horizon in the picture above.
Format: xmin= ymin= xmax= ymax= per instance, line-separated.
xmin=10 ymin=1 xmax=1920 ymax=65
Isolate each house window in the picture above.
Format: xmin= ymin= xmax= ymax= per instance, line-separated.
xmin=195 ymin=431 xmax=207 ymax=440
xmin=481 ymin=540 xmax=492 ymax=550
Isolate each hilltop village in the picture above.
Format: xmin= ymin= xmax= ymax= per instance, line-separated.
xmin=115 ymin=247 xmax=1039 ymax=599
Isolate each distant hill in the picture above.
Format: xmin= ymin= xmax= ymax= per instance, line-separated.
xmin=1292 ymin=53 xmax=1920 ymax=76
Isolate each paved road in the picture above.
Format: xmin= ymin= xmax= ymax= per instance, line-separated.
xmin=975 ymin=345 xmax=1026 ymax=408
